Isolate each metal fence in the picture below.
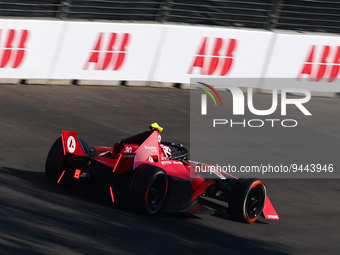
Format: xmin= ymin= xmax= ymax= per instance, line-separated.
xmin=0 ymin=0 xmax=339 ymax=34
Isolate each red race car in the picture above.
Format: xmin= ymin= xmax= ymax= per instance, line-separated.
xmin=45 ymin=123 xmax=279 ymax=223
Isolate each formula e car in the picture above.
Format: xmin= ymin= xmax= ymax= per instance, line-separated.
xmin=45 ymin=123 xmax=279 ymax=223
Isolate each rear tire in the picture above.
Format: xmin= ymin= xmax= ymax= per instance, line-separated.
xmin=45 ymin=137 xmax=70 ymax=183
xmin=129 ymin=164 xmax=168 ymax=215
xmin=229 ymin=177 xmax=266 ymax=223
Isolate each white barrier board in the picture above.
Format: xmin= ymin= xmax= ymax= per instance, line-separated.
xmin=0 ymin=18 xmax=339 ymax=92
xmin=152 ymin=25 xmax=274 ymax=85
xmin=263 ymin=32 xmax=340 ymax=92
xmin=0 ymin=19 xmax=63 ymax=79
xmin=52 ymin=22 xmax=164 ymax=81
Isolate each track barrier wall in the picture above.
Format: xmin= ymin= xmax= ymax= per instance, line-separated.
xmin=0 ymin=19 xmax=340 ymax=93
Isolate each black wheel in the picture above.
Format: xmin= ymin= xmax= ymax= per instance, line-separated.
xmin=45 ymin=137 xmax=70 ymax=183
xmin=129 ymin=164 xmax=168 ymax=215
xmin=229 ymin=177 xmax=266 ymax=223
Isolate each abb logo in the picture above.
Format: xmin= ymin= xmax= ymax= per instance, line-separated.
xmin=188 ymin=37 xmax=237 ymax=75
xmin=298 ymin=45 xmax=340 ymax=82
xmin=84 ymin=33 xmax=130 ymax=71
xmin=0 ymin=29 xmax=29 ymax=68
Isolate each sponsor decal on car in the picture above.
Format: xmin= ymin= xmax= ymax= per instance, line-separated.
xmin=67 ymin=135 xmax=76 ymax=153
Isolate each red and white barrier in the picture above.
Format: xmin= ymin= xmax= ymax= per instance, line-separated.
xmin=0 ymin=19 xmax=63 ymax=79
xmin=0 ymin=19 xmax=339 ymax=92
xmin=152 ymin=25 xmax=273 ymax=84
xmin=262 ymin=32 xmax=340 ymax=92
xmin=52 ymin=22 xmax=163 ymax=81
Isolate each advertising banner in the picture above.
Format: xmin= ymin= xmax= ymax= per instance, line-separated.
xmin=0 ymin=19 xmax=64 ymax=79
xmin=52 ymin=22 xmax=164 ymax=81
xmin=263 ymin=32 xmax=340 ymax=92
xmin=152 ymin=25 xmax=274 ymax=86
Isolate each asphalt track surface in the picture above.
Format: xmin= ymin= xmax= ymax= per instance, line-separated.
xmin=0 ymin=84 xmax=339 ymax=255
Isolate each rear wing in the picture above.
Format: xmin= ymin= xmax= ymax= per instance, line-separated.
xmin=61 ymin=130 xmax=87 ymax=156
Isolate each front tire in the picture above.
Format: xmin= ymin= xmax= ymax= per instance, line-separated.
xmin=129 ymin=164 xmax=168 ymax=215
xmin=229 ymin=177 xmax=266 ymax=223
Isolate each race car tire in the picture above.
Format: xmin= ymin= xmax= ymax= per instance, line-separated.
xmin=45 ymin=137 xmax=71 ymax=183
xmin=129 ymin=164 xmax=168 ymax=215
xmin=229 ymin=177 xmax=266 ymax=223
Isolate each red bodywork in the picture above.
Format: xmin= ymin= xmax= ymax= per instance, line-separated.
xmin=60 ymin=129 xmax=279 ymax=220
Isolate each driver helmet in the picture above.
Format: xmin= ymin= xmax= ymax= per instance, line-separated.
xmin=160 ymin=144 xmax=171 ymax=158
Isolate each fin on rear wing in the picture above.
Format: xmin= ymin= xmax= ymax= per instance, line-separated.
xmin=61 ymin=130 xmax=87 ymax=156
xmin=112 ymin=153 xmax=135 ymax=174
xmin=262 ymin=196 xmax=279 ymax=220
